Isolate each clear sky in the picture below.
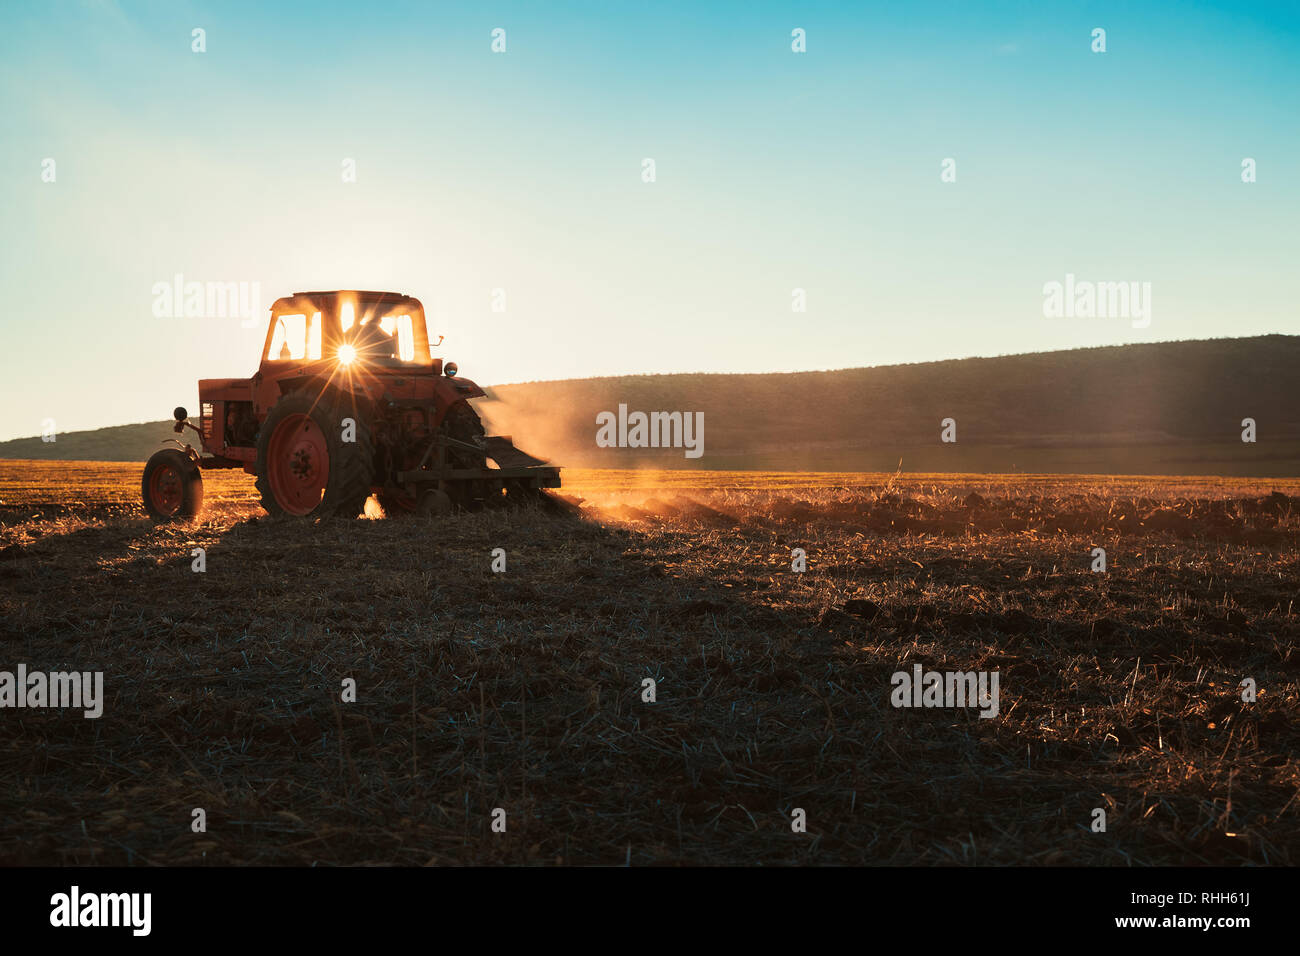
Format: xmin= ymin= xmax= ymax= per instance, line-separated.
xmin=1 ymin=0 xmax=1297 ymax=440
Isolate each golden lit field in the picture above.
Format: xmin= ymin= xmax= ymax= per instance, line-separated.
xmin=1 ymin=460 xmax=1297 ymax=865
xmin=561 ymin=468 xmax=1300 ymax=500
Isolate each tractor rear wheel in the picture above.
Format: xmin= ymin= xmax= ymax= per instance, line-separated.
xmin=255 ymin=392 xmax=374 ymax=518
xmin=443 ymin=402 xmax=486 ymax=461
xmin=142 ymin=449 xmax=204 ymax=521
xmin=442 ymin=402 xmax=488 ymax=511
xmin=379 ymin=404 xmax=486 ymax=515
xmin=377 ymin=446 xmax=422 ymax=516
xmin=416 ymin=488 xmax=453 ymax=517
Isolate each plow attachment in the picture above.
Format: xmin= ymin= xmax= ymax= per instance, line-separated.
xmin=482 ymin=436 xmax=551 ymax=470
xmin=396 ymin=432 xmax=560 ymax=490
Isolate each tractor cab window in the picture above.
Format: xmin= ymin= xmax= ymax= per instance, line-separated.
xmin=346 ymin=312 xmax=417 ymax=363
xmin=384 ymin=314 xmax=416 ymax=362
xmin=267 ymin=312 xmax=322 ymax=362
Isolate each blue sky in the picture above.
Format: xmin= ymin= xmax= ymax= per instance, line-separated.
xmin=0 ymin=0 xmax=1297 ymax=439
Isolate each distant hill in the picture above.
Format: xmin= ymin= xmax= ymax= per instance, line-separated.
xmin=5 ymin=336 xmax=1299 ymax=475
xmin=0 ymin=420 xmax=181 ymax=464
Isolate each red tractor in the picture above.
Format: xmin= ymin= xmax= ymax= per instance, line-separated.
xmin=142 ymin=290 xmax=559 ymax=520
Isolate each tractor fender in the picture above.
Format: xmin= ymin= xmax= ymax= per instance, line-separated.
xmin=436 ymin=375 xmax=486 ymax=401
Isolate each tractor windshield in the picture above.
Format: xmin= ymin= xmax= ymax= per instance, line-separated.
xmin=342 ymin=309 xmax=417 ymax=363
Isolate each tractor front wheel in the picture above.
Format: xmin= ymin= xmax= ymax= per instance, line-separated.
xmin=255 ymin=392 xmax=374 ymax=518
xmin=142 ymin=449 xmax=204 ymax=521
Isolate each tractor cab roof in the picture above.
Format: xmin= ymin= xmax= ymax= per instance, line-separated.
xmin=271 ymin=290 xmax=423 ymax=312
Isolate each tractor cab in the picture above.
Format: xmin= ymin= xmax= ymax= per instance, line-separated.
xmin=261 ymin=291 xmax=436 ymax=372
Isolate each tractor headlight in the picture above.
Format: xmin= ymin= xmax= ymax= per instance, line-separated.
xmin=338 ymin=344 xmax=357 ymax=366
xmin=444 ymin=362 xmax=458 ymax=377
